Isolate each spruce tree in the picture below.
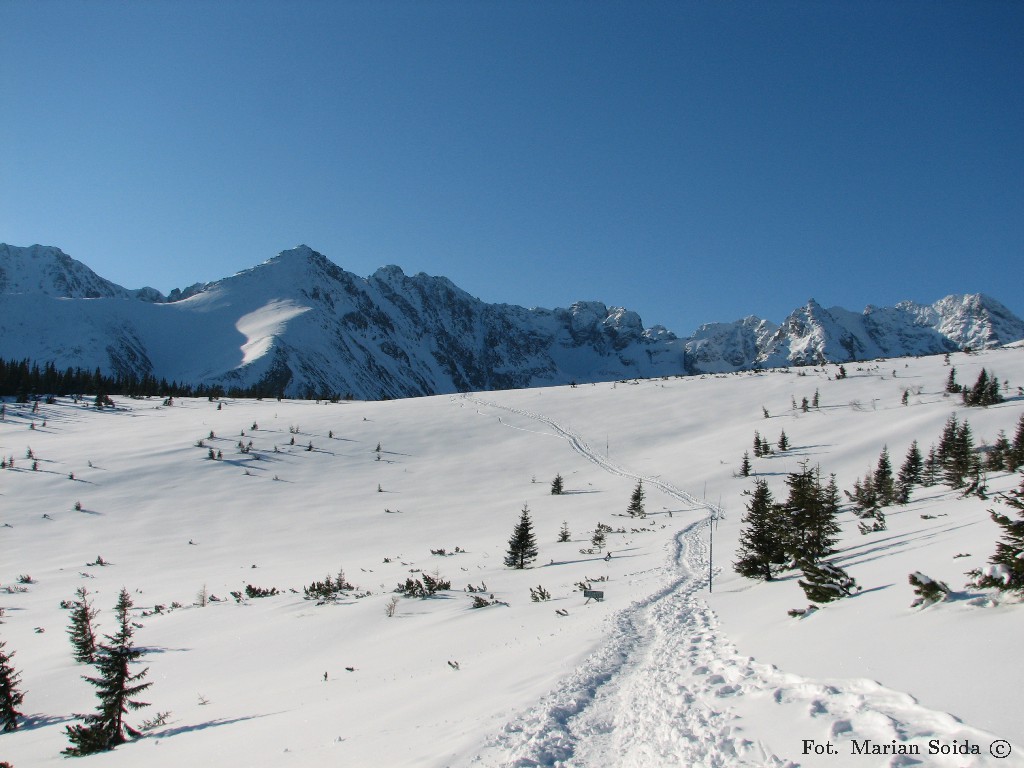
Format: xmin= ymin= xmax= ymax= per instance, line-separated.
xmin=964 ymin=368 xmax=988 ymax=404
xmin=936 ymin=414 xmax=959 ymax=465
xmin=67 ymin=586 xmax=99 ymax=664
xmin=733 ymin=479 xmax=787 ymax=581
xmin=962 ymin=368 xmax=1003 ymax=407
xmin=627 ymin=480 xmax=645 ymax=518
xmin=557 ymin=521 xmax=571 ymax=542
xmin=739 ymin=451 xmax=752 ymax=477
xmin=944 ymin=420 xmax=975 ymax=489
xmin=987 ymin=431 xmax=1011 ymax=473
xmin=0 ymin=640 xmax=26 ymax=732
xmin=822 ymin=473 xmax=842 ymax=526
xmin=777 ymin=429 xmax=790 ymax=452
xmin=850 ymin=470 xmax=879 ymax=517
xmin=1010 ymin=414 xmax=1024 ymax=472
xmin=896 ymin=441 xmax=923 ymax=503
xmin=781 ymin=462 xmax=838 ymax=564
xmin=968 ymin=473 xmax=1024 ymax=595
xmin=504 ymin=505 xmax=538 ymax=569
xmin=64 ymin=589 xmax=152 ymax=756
xmin=873 ymin=446 xmax=896 ymax=506
xmin=945 ymin=366 xmax=959 ymax=393
xmin=924 ymin=444 xmax=939 ymax=485
xmin=550 ymin=474 xmax=564 ymax=495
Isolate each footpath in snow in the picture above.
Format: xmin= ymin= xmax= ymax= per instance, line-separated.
xmin=458 ymin=397 xmax=1021 ymax=768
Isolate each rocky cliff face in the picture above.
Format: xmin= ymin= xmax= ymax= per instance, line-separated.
xmin=1 ymin=243 xmax=1021 ymax=398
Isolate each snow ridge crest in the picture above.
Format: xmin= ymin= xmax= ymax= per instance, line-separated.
xmin=0 ymin=242 xmax=1022 ymax=397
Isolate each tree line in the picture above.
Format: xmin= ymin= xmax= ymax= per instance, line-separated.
xmin=0 ymin=356 xmax=355 ymax=402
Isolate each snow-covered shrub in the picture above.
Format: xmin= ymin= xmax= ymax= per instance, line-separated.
xmin=908 ymin=572 xmax=951 ymax=607
xmin=797 ymin=559 xmax=859 ymax=604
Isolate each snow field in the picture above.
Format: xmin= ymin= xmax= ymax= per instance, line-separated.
xmin=1 ymin=345 xmax=1023 ymax=766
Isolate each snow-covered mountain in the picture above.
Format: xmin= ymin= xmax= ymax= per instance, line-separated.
xmin=684 ymin=296 xmax=1024 ymax=374
xmin=1 ymin=243 xmax=1022 ymax=398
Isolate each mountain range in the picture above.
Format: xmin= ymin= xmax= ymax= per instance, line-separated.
xmin=1 ymin=242 xmax=1022 ymax=398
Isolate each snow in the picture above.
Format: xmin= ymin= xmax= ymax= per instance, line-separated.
xmin=3 ymin=242 xmax=1022 ymax=400
xmin=2 ymin=346 xmax=1024 ymax=766
xmin=236 ymin=300 xmax=312 ymax=365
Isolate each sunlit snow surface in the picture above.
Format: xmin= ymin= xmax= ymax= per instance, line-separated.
xmin=2 ymin=347 xmax=1023 ymax=767
xmin=236 ymin=300 xmax=311 ymax=365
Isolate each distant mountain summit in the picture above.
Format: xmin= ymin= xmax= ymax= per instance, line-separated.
xmin=0 ymin=243 xmax=166 ymax=302
xmin=1 ymin=242 xmax=1021 ymax=398
xmin=685 ymin=294 xmax=1024 ymax=374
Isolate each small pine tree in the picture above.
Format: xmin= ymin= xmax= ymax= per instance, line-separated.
xmin=504 ymin=504 xmax=539 ymax=569
xmin=0 ymin=641 xmax=26 ymax=732
xmin=937 ymin=414 xmax=959 ymax=463
xmin=753 ymin=430 xmax=763 ymax=457
xmin=550 ymin=474 xmax=564 ymax=495
xmin=68 ymin=586 xmax=99 ymax=664
xmin=627 ymin=480 xmax=645 ymax=518
xmin=923 ymin=444 xmax=939 ymax=485
xmin=962 ymin=368 xmax=1003 ymax=407
xmin=945 ymin=366 xmax=959 ymax=393
xmin=733 ymin=479 xmax=787 ymax=581
xmin=967 ymin=473 xmax=1024 ymax=594
xmin=908 ymin=572 xmax=950 ymax=607
xmin=812 ymin=389 xmax=820 ymax=408
xmin=896 ymin=441 xmax=923 ymax=503
xmin=1009 ymin=414 xmax=1024 ymax=472
xmin=945 ymin=419 xmax=975 ymax=489
xmin=557 ymin=521 xmax=571 ymax=542
xmin=739 ymin=451 xmax=752 ymax=477
xmin=64 ymin=589 xmax=152 ymax=756
xmin=987 ymin=430 xmax=1011 ymax=473
xmin=797 ymin=558 xmax=859 ymax=603
xmin=591 ymin=527 xmax=607 ymax=551
xmin=777 ymin=430 xmax=790 ymax=452
xmin=873 ymin=446 xmax=896 ymax=506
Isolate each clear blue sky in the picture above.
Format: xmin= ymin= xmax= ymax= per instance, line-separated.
xmin=2 ymin=1 xmax=1021 ymax=334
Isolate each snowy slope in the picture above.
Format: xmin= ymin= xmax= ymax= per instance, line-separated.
xmin=2 ymin=346 xmax=1023 ymax=767
xmin=2 ymin=243 xmax=1022 ymax=399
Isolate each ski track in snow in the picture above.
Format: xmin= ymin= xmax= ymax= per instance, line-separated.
xmin=459 ymin=396 xmax=1015 ymax=768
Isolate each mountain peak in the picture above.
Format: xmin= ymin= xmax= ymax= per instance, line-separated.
xmin=263 ymin=245 xmax=327 ymax=266
xmin=2 ymin=242 xmax=1022 ymax=397
xmin=0 ymin=242 xmax=165 ymax=301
